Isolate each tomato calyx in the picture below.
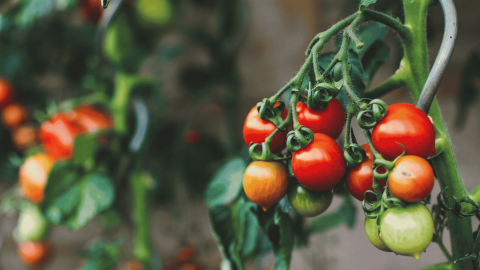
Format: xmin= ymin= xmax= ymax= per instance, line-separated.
xmin=303 ymin=81 xmax=340 ymax=109
xmin=248 ymin=141 xmax=291 ymax=161
xmin=256 ymin=99 xmax=287 ymax=131
xmin=356 ymin=99 xmax=388 ymax=129
xmin=286 ymin=125 xmax=314 ymax=152
xmin=437 ymin=187 xmax=480 ymax=218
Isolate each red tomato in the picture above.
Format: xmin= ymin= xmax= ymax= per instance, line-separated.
xmin=388 ymin=155 xmax=434 ymax=202
xmin=19 ymin=153 xmax=54 ymax=204
xmin=12 ymin=125 xmax=38 ymax=151
xmin=291 ymin=133 xmax=346 ymax=191
xmin=39 ymin=113 xmax=86 ymax=161
xmin=346 ymin=144 xmax=387 ymax=201
xmin=0 ymin=78 xmax=14 ymax=109
xmin=176 ymin=243 xmax=196 ymax=263
xmin=296 ymin=98 xmax=345 ymax=139
xmin=372 ymin=103 xmax=435 ymax=161
xmin=17 ymin=241 xmax=53 ymax=269
xmin=243 ymin=105 xmax=288 ymax=153
xmin=2 ymin=103 xmax=28 ymax=129
xmin=67 ymin=105 xmax=113 ymax=133
xmin=184 ymin=129 xmax=201 ymax=145
xmin=79 ymin=0 xmax=103 ymax=23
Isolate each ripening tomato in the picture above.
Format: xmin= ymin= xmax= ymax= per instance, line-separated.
xmin=291 ymin=133 xmax=346 ymax=191
xmin=2 ymin=103 xmax=28 ymax=129
xmin=0 ymin=78 xmax=14 ymax=109
xmin=19 ymin=153 xmax=54 ymax=204
xmin=243 ymin=105 xmax=288 ymax=153
xmin=18 ymin=241 xmax=53 ymax=269
xmin=12 ymin=125 xmax=38 ymax=151
xmin=346 ymin=144 xmax=387 ymax=201
xmin=372 ymin=103 xmax=435 ymax=161
xmin=243 ymin=161 xmax=289 ymax=211
xmin=287 ymin=181 xmax=333 ymax=217
xmin=39 ymin=113 xmax=86 ymax=161
xmin=67 ymin=105 xmax=113 ymax=133
xmin=79 ymin=0 xmax=103 ymax=23
xmin=296 ymin=98 xmax=345 ymax=139
xmin=388 ymin=155 xmax=434 ymax=203
xmin=379 ymin=203 xmax=434 ymax=259
xmin=364 ymin=217 xmax=392 ymax=252
xmin=126 ymin=259 xmax=143 ymax=270
xmin=16 ymin=204 xmax=50 ymax=242
xmin=176 ymin=244 xmax=196 ymax=263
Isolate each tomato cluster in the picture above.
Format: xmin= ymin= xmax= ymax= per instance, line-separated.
xmin=163 ymin=243 xmax=205 ymax=270
xmin=242 ymin=95 xmax=438 ymax=258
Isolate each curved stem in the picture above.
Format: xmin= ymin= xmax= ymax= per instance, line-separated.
xmin=362 ymin=9 xmax=409 ymax=40
xmin=344 ymin=99 xmax=354 ymax=148
xmin=290 ymin=91 xmax=301 ymax=129
xmin=438 ymin=240 xmax=453 ymax=262
xmin=363 ymin=71 xmax=405 ymax=99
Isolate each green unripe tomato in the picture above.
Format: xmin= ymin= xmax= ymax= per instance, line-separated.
xmin=103 ymin=14 xmax=133 ymax=63
xmin=364 ymin=217 xmax=392 ymax=252
xmin=333 ymin=62 xmax=343 ymax=81
xmin=136 ymin=0 xmax=173 ymax=26
xmin=16 ymin=204 xmax=50 ymax=242
xmin=379 ymin=203 xmax=434 ymax=259
xmin=287 ymin=181 xmax=333 ymax=217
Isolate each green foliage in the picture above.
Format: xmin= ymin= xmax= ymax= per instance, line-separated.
xmin=205 ymin=157 xmax=246 ymax=207
xmin=40 ymin=162 xmax=115 ymax=230
xmin=362 ymin=40 xmax=391 ymax=87
xmin=77 ymin=238 xmax=124 ymax=270
xmin=358 ymin=0 xmax=378 ymax=9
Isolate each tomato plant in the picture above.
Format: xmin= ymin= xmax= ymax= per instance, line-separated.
xmin=19 ymin=153 xmax=54 ymax=204
xmin=1 ymin=102 xmax=28 ymax=129
xmin=0 ymin=78 xmax=14 ymax=109
xmin=291 ymin=133 xmax=346 ymax=191
xmin=364 ymin=217 xmax=391 ymax=252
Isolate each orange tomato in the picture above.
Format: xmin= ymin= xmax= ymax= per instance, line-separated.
xmin=2 ymin=103 xmax=28 ymax=129
xmin=0 ymin=78 xmax=14 ymax=109
xmin=39 ymin=113 xmax=86 ymax=161
xmin=126 ymin=259 xmax=143 ymax=270
xmin=388 ymin=155 xmax=434 ymax=203
xmin=67 ymin=105 xmax=113 ymax=133
xmin=19 ymin=153 xmax=54 ymax=204
xmin=17 ymin=241 xmax=53 ymax=269
xmin=243 ymin=161 xmax=289 ymax=211
xmin=12 ymin=125 xmax=38 ymax=151
xmin=176 ymin=244 xmax=196 ymax=263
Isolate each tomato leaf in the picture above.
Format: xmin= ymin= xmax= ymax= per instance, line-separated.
xmin=41 ymin=170 xmax=115 ymax=230
xmin=254 ymin=205 xmax=294 ymax=270
xmin=78 ymin=238 xmax=124 ymax=270
xmin=358 ymin=0 xmax=378 ymax=9
xmin=361 ymin=39 xmax=391 ymax=87
xmin=205 ymin=157 xmax=246 ymax=206
xmin=335 ymin=22 xmax=388 ymax=55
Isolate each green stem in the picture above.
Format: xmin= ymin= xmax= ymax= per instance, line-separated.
xmin=438 ymin=239 xmax=454 ymax=262
xmin=364 ymin=71 xmax=405 ymax=99
xmin=344 ymin=99 xmax=354 ymax=148
xmin=362 ymin=9 xmax=409 ymax=40
xmin=290 ymin=91 xmax=301 ymax=129
xmin=400 ymin=0 xmax=473 ymax=266
xmin=469 ymin=185 xmax=480 ymax=204
xmin=416 ymin=262 xmax=455 ymax=270
xmin=130 ymin=170 xmax=153 ymax=270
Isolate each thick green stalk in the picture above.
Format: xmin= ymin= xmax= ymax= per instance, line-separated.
xmin=401 ymin=0 xmax=473 ymax=266
xmin=130 ymin=170 xmax=153 ymax=270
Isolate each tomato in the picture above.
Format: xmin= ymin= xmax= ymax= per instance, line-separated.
xmin=364 ymin=217 xmax=392 ymax=252
xmin=79 ymin=0 xmax=103 ymax=23
xmin=291 ymin=133 xmax=346 ymax=191
xmin=388 ymin=155 xmax=434 ymax=203
xmin=18 ymin=241 xmax=53 ymax=269
xmin=243 ymin=161 xmax=289 ymax=211
xmin=176 ymin=244 xmax=196 ymax=262
xmin=39 ymin=113 xmax=86 ymax=161
xmin=287 ymin=181 xmax=333 ymax=217
xmin=12 ymin=125 xmax=38 ymax=151
xmin=243 ymin=105 xmax=288 ymax=153
xmin=180 ymin=264 xmax=203 ymax=270
xmin=296 ymin=98 xmax=345 ymax=139
xmin=379 ymin=203 xmax=434 ymax=259
xmin=19 ymin=153 xmax=54 ymax=204
xmin=136 ymin=0 xmax=174 ymax=26
xmin=184 ymin=129 xmax=202 ymax=145
xmin=372 ymin=103 xmax=435 ymax=161
xmin=346 ymin=144 xmax=387 ymax=201
xmin=67 ymin=105 xmax=113 ymax=133
xmin=1 ymin=103 xmax=28 ymax=129
xmin=16 ymin=205 xmax=50 ymax=242
xmin=126 ymin=259 xmax=143 ymax=270
xmin=0 ymin=78 xmax=14 ymax=109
